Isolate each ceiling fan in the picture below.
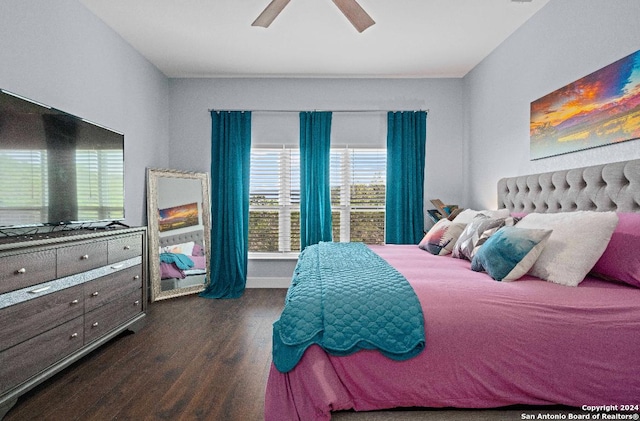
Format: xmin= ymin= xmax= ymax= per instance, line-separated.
xmin=252 ymin=0 xmax=375 ymax=33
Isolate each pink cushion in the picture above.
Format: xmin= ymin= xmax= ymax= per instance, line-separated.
xmin=190 ymin=255 xmax=207 ymax=270
xmin=160 ymin=262 xmax=185 ymax=279
xmin=192 ymin=243 xmax=204 ymax=256
xmin=591 ymin=213 xmax=640 ymax=288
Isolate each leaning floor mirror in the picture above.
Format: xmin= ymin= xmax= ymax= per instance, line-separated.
xmin=146 ymin=168 xmax=211 ymax=301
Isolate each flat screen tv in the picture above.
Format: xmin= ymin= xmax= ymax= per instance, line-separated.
xmin=0 ymin=89 xmax=125 ymax=229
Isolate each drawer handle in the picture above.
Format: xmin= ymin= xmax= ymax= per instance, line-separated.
xmin=91 ymin=291 xmax=99 ymax=297
xmin=134 ymin=300 xmax=140 ymax=306
xmin=81 ymin=254 xmax=89 ymax=260
xmin=70 ymin=299 xmax=79 ymax=305
xmin=124 ymin=245 xmax=131 ymax=250
xmin=92 ymin=322 xmax=99 ymax=328
xmin=70 ymin=332 xmax=78 ymax=339
xmin=111 ymin=264 xmax=124 ymax=270
xmin=17 ymin=267 xmax=26 ymax=274
xmin=29 ymin=285 xmax=51 ymax=294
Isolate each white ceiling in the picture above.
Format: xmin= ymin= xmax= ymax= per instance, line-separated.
xmin=78 ymin=0 xmax=551 ymax=79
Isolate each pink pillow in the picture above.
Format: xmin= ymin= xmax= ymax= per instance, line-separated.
xmin=190 ymin=255 xmax=207 ymax=270
xmin=160 ymin=262 xmax=186 ymax=279
xmin=591 ymin=213 xmax=640 ymax=288
xmin=192 ymin=243 xmax=205 ymax=256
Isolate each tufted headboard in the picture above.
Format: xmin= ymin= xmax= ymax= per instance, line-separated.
xmin=159 ymin=229 xmax=204 ymax=248
xmin=498 ymin=159 xmax=640 ymax=213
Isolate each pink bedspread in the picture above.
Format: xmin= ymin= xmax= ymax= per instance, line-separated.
xmin=264 ymin=245 xmax=640 ymax=420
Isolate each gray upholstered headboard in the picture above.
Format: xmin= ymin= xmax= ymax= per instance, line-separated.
xmin=498 ymin=159 xmax=640 ymax=213
xmin=159 ymin=229 xmax=204 ymax=248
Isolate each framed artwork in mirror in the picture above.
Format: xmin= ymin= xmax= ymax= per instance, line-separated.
xmin=146 ymin=168 xmax=211 ymax=301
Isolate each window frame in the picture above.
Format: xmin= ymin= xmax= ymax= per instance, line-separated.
xmin=248 ymin=146 xmax=386 ymax=255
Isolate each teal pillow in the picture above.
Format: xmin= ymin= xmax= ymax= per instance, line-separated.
xmin=471 ymin=226 xmax=552 ymax=281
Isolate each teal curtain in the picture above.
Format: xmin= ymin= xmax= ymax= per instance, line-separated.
xmin=299 ymin=111 xmax=333 ymax=250
xmin=385 ymin=111 xmax=427 ymax=244
xmin=200 ymin=111 xmax=251 ymax=299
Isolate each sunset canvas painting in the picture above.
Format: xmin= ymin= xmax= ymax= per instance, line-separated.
xmin=530 ymin=49 xmax=640 ymax=160
xmin=158 ymin=202 xmax=200 ymax=232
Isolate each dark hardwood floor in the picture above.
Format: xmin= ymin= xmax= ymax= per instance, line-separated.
xmin=5 ymin=288 xmax=287 ymax=421
xmin=6 ymin=288 xmax=589 ymax=421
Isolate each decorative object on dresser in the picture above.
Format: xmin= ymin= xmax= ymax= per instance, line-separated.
xmin=146 ymin=168 xmax=211 ymax=301
xmin=0 ymin=227 xmax=146 ymax=420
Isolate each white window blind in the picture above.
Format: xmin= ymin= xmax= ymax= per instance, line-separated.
xmin=0 ymin=150 xmax=48 ymax=225
xmin=249 ymin=147 xmax=386 ymax=253
xmin=0 ymin=149 xmax=123 ymax=226
xmin=249 ymin=148 xmax=300 ymax=252
xmin=330 ymin=148 xmax=386 ymax=244
xmin=75 ymin=150 xmax=124 ymax=220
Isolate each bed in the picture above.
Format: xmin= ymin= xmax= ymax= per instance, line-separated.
xmin=264 ymin=159 xmax=640 ymax=420
xmin=158 ymin=229 xmax=207 ymax=292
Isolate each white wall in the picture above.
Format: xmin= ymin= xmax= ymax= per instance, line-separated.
xmin=168 ymin=77 xmax=465 ymax=284
xmin=9 ymin=0 xmax=636 ymax=284
xmin=463 ymin=0 xmax=640 ymax=209
xmin=168 ymin=77 xmax=466 ymax=222
xmin=0 ymin=0 xmax=171 ymax=226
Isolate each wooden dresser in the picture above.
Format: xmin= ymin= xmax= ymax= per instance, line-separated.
xmin=0 ymin=227 xmax=146 ymax=420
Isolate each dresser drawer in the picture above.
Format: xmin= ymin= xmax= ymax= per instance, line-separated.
xmin=84 ymin=265 xmax=142 ymax=312
xmin=0 ymin=316 xmax=84 ymax=395
xmin=108 ymin=234 xmax=143 ymax=264
xmin=0 ymin=249 xmax=56 ymax=295
xmin=84 ymin=289 xmax=142 ymax=344
xmin=57 ymin=240 xmax=108 ymax=278
xmin=0 ymin=284 xmax=84 ymax=351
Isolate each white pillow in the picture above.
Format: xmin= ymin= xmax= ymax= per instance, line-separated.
xmin=516 ymin=211 xmax=618 ymax=286
xmin=160 ymin=241 xmax=196 ymax=256
xmin=452 ymin=208 xmax=511 ymax=224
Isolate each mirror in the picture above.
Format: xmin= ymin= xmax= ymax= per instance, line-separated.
xmin=146 ymin=168 xmax=211 ymax=301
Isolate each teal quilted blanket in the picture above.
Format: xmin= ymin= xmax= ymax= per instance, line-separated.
xmin=272 ymin=242 xmax=425 ymax=373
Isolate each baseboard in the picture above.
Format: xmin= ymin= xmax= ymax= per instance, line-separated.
xmin=246 ymin=277 xmax=290 ymax=288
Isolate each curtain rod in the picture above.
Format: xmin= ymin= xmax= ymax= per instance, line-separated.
xmin=208 ymin=108 xmax=429 ymax=113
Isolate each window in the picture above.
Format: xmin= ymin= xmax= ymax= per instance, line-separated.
xmin=75 ymin=150 xmax=124 ymax=220
xmin=331 ymin=148 xmax=386 ymax=244
xmin=0 ymin=150 xmax=48 ymax=225
xmin=249 ymin=147 xmax=386 ymax=253
xmin=0 ymin=149 xmax=123 ymax=226
xmin=249 ymin=148 xmax=300 ymax=252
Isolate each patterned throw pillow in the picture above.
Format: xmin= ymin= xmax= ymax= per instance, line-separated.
xmin=418 ymin=219 xmax=466 ymax=256
xmin=451 ymin=215 xmax=507 ymax=261
xmin=471 ymin=226 xmax=552 ymax=281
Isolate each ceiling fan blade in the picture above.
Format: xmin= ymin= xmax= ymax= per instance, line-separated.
xmin=252 ymin=0 xmax=291 ymax=28
xmin=332 ymin=0 xmax=375 ymax=32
